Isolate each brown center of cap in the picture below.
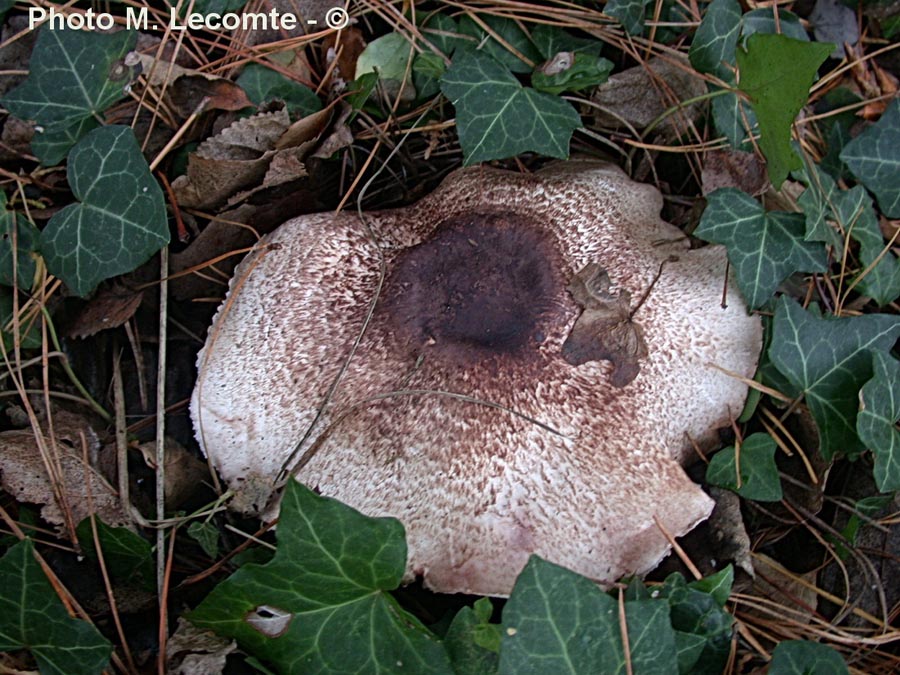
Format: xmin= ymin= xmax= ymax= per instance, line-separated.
xmin=381 ymin=211 xmax=568 ymax=365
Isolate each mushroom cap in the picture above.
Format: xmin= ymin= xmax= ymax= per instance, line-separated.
xmin=191 ymin=161 xmax=762 ymax=596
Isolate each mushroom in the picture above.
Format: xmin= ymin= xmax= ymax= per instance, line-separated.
xmin=191 ymin=161 xmax=762 ymax=596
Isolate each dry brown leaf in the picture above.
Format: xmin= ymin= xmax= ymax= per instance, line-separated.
xmin=751 ymin=553 xmax=819 ymax=622
xmin=590 ymin=56 xmax=706 ymax=138
xmin=166 ymin=617 xmax=237 ymax=675
xmin=562 ymin=263 xmax=648 ymax=387
xmin=0 ymin=411 xmax=130 ymax=534
xmin=171 ymin=108 xmax=291 ymax=210
xmin=136 ymin=54 xmax=252 ymax=115
xmin=135 ymin=437 xmax=208 ymax=510
xmin=66 ymin=285 xmax=144 ymax=339
xmin=702 ymin=149 xmax=768 ymax=197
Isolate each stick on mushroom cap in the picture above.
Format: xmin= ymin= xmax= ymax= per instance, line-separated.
xmin=191 ymin=161 xmax=762 ymax=596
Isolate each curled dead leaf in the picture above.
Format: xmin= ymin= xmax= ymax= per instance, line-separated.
xmin=562 ymin=263 xmax=649 ymax=387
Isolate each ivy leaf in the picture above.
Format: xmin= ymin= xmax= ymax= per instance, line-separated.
xmin=0 ymin=192 xmax=40 ymax=290
xmin=689 ymin=0 xmax=742 ymax=81
xmin=737 ymin=34 xmax=833 ymax=189
xmin=0 ymin=289 xmax=42 ymax=350
xmin=858 ymin=352 xmax=900 ymax=492
xmin=440 ymin=48 xmax=581 ymax=165
xmin=235 ymin=64 xmax=322 ymax=119
xmin=39 ymin=125 xmax=168 ymax=297
xmin=1 ymin=28 xmax=137 ymax=161
xmin=75 ymin=518 xmax=154 ymax=590
xmin=531 ymin=53 xmax=613 ymax=95
xmin=706 ymin=433 xmax=784 ymax=502
xmin=688 ymin=565 xmax=734 ymax=607
xmin=695 ymin=188 xmax=826 ymax=310
xmin=740 ymin=9 xmax=810 ymax=42
xmin=0 ymin=539 xmax=112 ymax=675
xmin=605 ymin=0 xmax=652 ymax=36
xmin=768 ymin=640 xmax=849 ymax=675
xmin=355 ymin=32 xmax=416 ymax=101
xmin=798 ymin=163 xmax=900 ymax=305
xmin=768 ymin=297 xmax=900 ymax=459
xmin=445 ymin=599 xmax=500 ymax=675
xmin=187 ymin=520 xmax=221 ymax=558
xmin=711 ymin=90 xmax=757 ymax=149
xmin=531 ymin=24 xmax=602 ymax=59
xmin=30 ymin=117 xmax=101 ymax=167
xmin=840 ymin=99 xmax=900 ymax=218
xmin=498 ymin=556 xmax=678 ymax=675
xmin=458 ymin=14 xmax=541 ymax=74
xmin=658 ymin=573 xmax=734 ymax=675
xmin=188 ymin=480 xmax=453 ymax=674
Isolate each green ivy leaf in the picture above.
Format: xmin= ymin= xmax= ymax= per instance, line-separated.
xmin=531 ymin=24 xmax=602 ymax=59
xmin=457 ymin=14 xmax=540 ymax=74
xmin=768 ymin=640 xmax=849 ymax=675
xmin=0 ymin=288 xmax=42 ymax=350
xmin=706 ymin=433 xmax=784 ymax=501
xmin=236 ymin=64 xmax=322 ymax=119
xmin=605 ymin=0 xmax=652 ymax=36
xmin=0 ymin=539 xmax=112 ymax=675
xmin=188 ymin=480 xmax=453 ymax=674
xmin=711 ymin=89 xmax=757 ymax=149
xmin=688 ymin=565 xmax=734 ymax=607
xmin=1 ymin=28 xmax=137 ymax=162
xmin=440 ymin=48 xmax=581 ymax=165
xmin=695 ymin=188 xmax=826 ymax=310
xmin=187 ymin=520 xmax=221 ymax=558
xmin=39 ymin=125 xmax=169 ymax=297
xmin=658 ymin=573 xmax=734 ymax=675
xmin=689 ymin=0 xmax=742 ymax=81
xmin=0 ymin=192 xmax=40 ymax=290
xmin=768 ymin=297 xmax=900 ymax=459
xmin=32 ymin=117 xmax=101 ymax=167
xmin=531 ymin=53 xmax=613 ymax=95
xmin=858 ymin=352 xmax=900 ymax=492
xmin=737 ymin=34 xmax=833 ymax=189
xmin=797 ymin=162 xmax=900 ymax=305
xmin=498 ymin=556 xmax=678 ymax=675
xmin=445 ymin=600 xmax=500 ymax=675
xmin=740 ymin=9 xmax=809 ymax=42
xmin=840 ymin=99 xmax=900 ymax=218
xmin=355 ymin=32 xmax=416 ymax=100
xmin=76 ymin=518 xmax=154 ymax=590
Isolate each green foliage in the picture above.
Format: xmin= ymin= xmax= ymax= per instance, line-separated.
xmin=768 ymin=297 xmax=900 ymax=459
xmin=531 ymin=53 xmax=613 ymax=95
xmin=858 ymin=352 xmax=900 ymax=492
xmin=0 ymin=288 xmax=41 ymax=350
xmin=39 ymin=125 xmax=169 ymax=297
xmin=0 ymin=192 xmax=40 ymax=290
xmin=840 ymin=99 xmax=900 ymax=218
xmin=236 ymin=64 xmax=322 ymax=119
xmin=740 ymin=9 xmax=809 ymax=42
xmin=1 ymin=28 xmax=137 ymax=163
xmin=695 ymin=188 xmax=826 ymax=309
xmin=75 ymin=518 xmax=154 ymax=591
xmin=457 ymin=14 xmax=540 ymax=74
xmin=189 ymin=480 xmax=453 ymax=674
xmin=440 ymin=48 xmax=581 ymax=165
xmin=689 ymin=0 xmax=742 ymax=81
xmin=355 ymin=32 xmax=416 ymax=98
xmin=768 ymin=640 xmax=849 ymax=674
xmin=706 ymin=433 xmax=784 ymax=501
xmin=0 ymin=539 xmax=112 ymax=675
xmin=498 ymin=557 xmax=677 ymax=675
xmin=445 ymin=598 xmax=500 ymax=674
xmin=736 ymin=34 xmax=833 ymax=189
xmin=187 ymin=520 xmax=221 ymax=558
xmin=605 ymin=0 xmax=652 ymax=36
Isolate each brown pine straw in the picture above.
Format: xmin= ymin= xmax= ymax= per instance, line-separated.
xmin=617 ymin=587 xmax=634 ymax=675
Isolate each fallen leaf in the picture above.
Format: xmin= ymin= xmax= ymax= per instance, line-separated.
xmin=0 ymin=411 xmax=130 ymax=535
xmin=561 ymin=263 xmax=648 ymax=387
xmin=590 ymin=56 xmax=707 ymax=138
xmin=135 ymin=437 xmax=208 ymax=510
xmin=701 ymin=149 xmax=767 ymax=196
xmin=65 ymin=285 xmax=143 ymax=339
xmin=167 ymin=617 xmax=237 ymax=675
xmin=810 ymin=0 xmax=860 ymax=59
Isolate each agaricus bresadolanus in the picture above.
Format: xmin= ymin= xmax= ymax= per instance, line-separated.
xmin=191 ymin=161 xmax=762 ymax=596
